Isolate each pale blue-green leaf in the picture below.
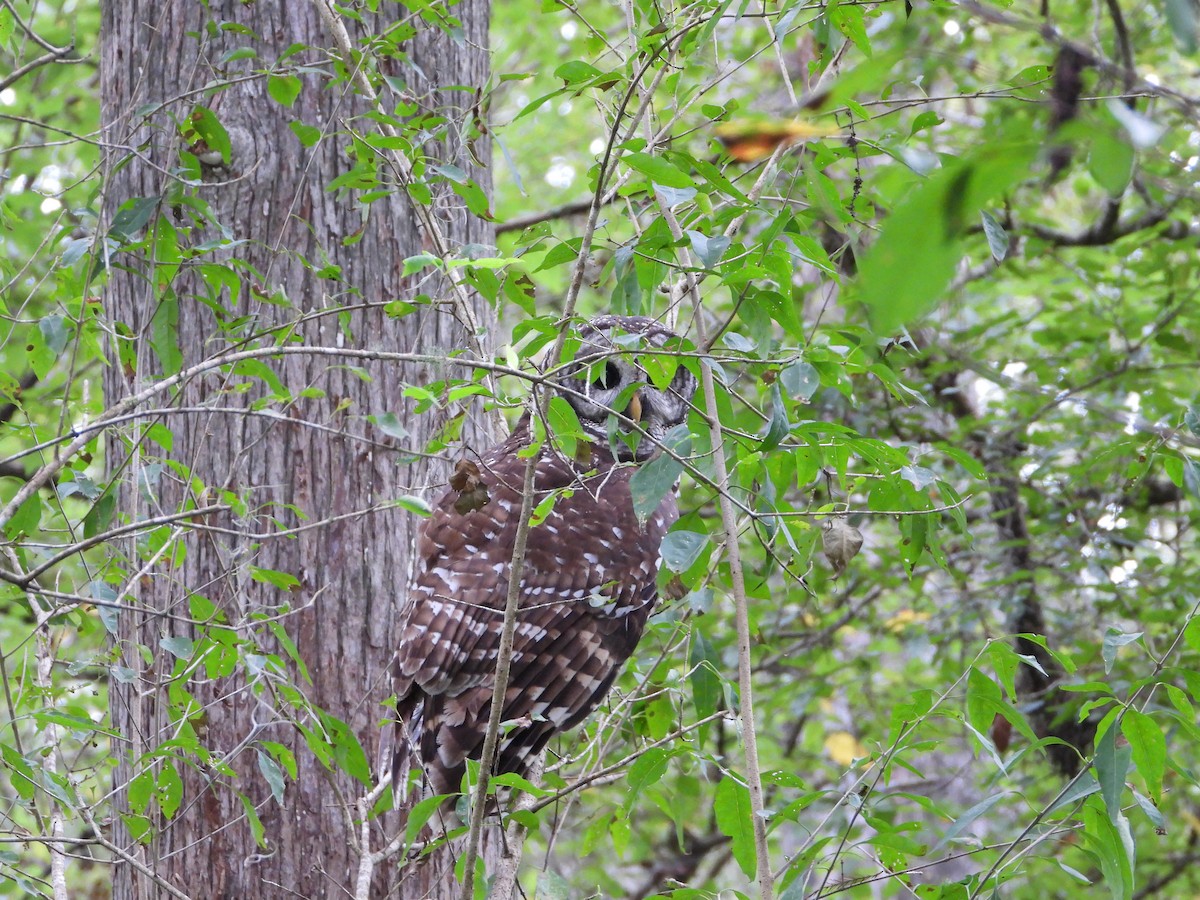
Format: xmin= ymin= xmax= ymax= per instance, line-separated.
xmin=1165 ymin=0 xmax=1199 ymax=52
xmin=257 ymin=749 xmax=285 ymax=804
xmin=980 ymin=209 xmax=1008 ymax=262
xmin=686 ymin=230 xmax=731 ymax=268
xmin=660 ymin=531 xmax=707 ymax=572
xmin=931 ymin=792 xmax=1012 ymax=854
xmin=1102 ymin=628 xmax=1141 ymax=673
xmin=1093 ymin=725 xmax=1131 ymax=820
xmin=629 ymin=425 xmax=690 ymax=524
xmin=160 ymin=636 xmax=194 ymax=659
xmin=781 ymin=361 xmax=819 ymax=401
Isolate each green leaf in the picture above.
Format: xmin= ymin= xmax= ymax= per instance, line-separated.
xmin=829 ymin=0 xmax=872 ymax=55
xmin=189 ymin=106 xmax=232 ymax=164
xmin=856 ymin=141 xmax=1036 ymax=333
xmin=759 ymin=383 xmax=790 ymax=452
xmin=781 ymin=361 xmax=820 ymax=401
xmin=318 ymin=711 xmax=372 ymax=785
xmin=629 ymin=424 xmax=690 ymax=524
xmin=160 ymin=636 xmax=194 ymax=659
xmin=964 ymin=667 xmax=1003 ymax=734
xmin=1102 ymin=628 xmax=1141 ymax=674
xmin=268 ymin=74 xmax=302 ymax=107
xmin=38 ymin=315 xmax=69 ymax=356
xmin=128 ymin=768 xmax=155 ymax=814
xmin=371 ymin=412 xmax=409 ymax=440
xmin=257 ymin=748 xmax=286 ymax=804
xmin=1089 ymin=132 xmax=1134 ymax=196
xmin=1093 ymin=724 xmax=1131 ymax=820
xmin=4 ymin=492 xmax=42 ymax=540
xmin=931 ymin=791 xmax=1012 ymax=853
xmin=158 ymin=763 xmax=183 ymax=818
xmin=688 ymin=629 xmax=721 ymax=718
xmin=547 ymin=395 xmax=585 ymax=458
xmin=659 ymin=531 xmax=707 ymax=572
xmin=980 ymin=210 xmax=1008 ymax=262
xmin=1166 ymin=0 xmax=1199 ymax=52
xmin=84 ymin=494 xmax=116 ymax=540
xmin=624 ymin=151 xmax=694 ymax=189
xmin=1122 ymin=710 xmax=1165 ymax=803
xmin=109 ymin=196 xmax=160 ymax=242
xmin=1 ymin=744 xmax=37 ymax=801
xmin=394 ymin=495 xmax=432 ymax=516
xmin=686 ymin=230 xmax=730 ymax=268
xmin=1081 ymin=798 xmax=1134 ymax=900
xmin=250 ymin=567 xmax=300 ymax=591
xmin=624 ymin=747 xmax=670 ymax=805
xmin=402 ymin=253 xmax=440 ymax=276
xmin=714 ymin=776 xmax=756 ymax=878
xmin=535 ymin=869 xmax=574 ymax=900
xmin=290 ymin=121 xmax=321 ymax=146
xmin=555 ymin=60 xmax=602 ymax=83
xmin=150 ymin=292 xmax=182 ymax=376
xmin=242 ymin=793 xmax=267 ymax=848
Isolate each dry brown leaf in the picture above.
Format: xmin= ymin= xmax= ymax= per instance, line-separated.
xmin=822 ymin=518 xmax=863 ymax=577
xmin=449 ymin=459 xmax=489 ymax=514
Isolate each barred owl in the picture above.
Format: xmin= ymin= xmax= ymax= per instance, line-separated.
xmin=391 ymin=315 xmax=697 ymax=801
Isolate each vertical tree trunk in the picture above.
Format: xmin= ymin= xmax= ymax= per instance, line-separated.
xmin=100 ymin=3 xmax=493 ymax=896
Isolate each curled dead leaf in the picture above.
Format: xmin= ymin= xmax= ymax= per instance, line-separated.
xmin=715 ymin=116 xmax=840 ymax=163
xmin=449 ymin=459 xmax=489 ymax=515
xmin=822 ymin=518 xmax=863 ymax=577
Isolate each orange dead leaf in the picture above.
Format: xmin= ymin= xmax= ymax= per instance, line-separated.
xmin=715 ymin=117 xmax=840 ymax=162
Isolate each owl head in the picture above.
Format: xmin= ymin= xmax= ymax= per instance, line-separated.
xmin=556 ymin=315 xmax=697 ymax=463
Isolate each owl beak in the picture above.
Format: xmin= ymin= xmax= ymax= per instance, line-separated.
xmin=627 ymin=390 xmax=643 ymax=424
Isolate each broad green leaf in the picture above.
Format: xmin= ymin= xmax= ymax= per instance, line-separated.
xmin=686 ymin=230 xmax=730 ymax=268
xmin=1166 ymin=0 xmax=1199 ymax=52
xmin=1122 ymin=710 xmax=1165 ymax=802
xmin=189 ymin=105 xmax=232 ymax=164
xmin=625 ymin=747 xmax=670 ymax=806
xmin=759 ymin=383 xmax=790 ymax=452
xmin=856 ymin=141 xmax=1036 ymax=333
xmin=257 ymin=748 xmax=286 ymax=804
xmin=688 ymin=629 xmax=721 ymax=718
xmin=714 ymin=776 xmax=756 ymax=878
xmin=4 ymin=492 xmax=41 ymax=540
xmin=109 ymin=196 xmax=160 ymax=242
xmin=158 ymin=763 xmax=183 ymax=818
xmin=1093 ymin=724 xmax=1131 ymax=820
xmin=160 ymin=635 xmax=194 ymax=659
xmin=250 ymin=567 xmax=300 ymax=591
xmin=659 ymin=530 xmax=707 ymax=572
xmin=1090 ymin=132 xmax=1134 ymax=196
xmin=1102 ymin=628 xmax=1142 ymax=674
xmin=932 ymin=791 xmax=1011 ymax=853
xmin=1081 ymin=799 xmax=1134 ymax=900
xmin=267 ymin=74 xmax=301 ymax=107
xmin=980 ymin=210 xmax=1008 ymax=261
xmin=554 ymin=60 xmax=601 ymax=83
xmin=781 ymin=361 xmax=820 ymax=401
xmin=623 ymin=152 xmax=694 ymax=189
xmin=629 ymin=424 xmax=690 ymax=524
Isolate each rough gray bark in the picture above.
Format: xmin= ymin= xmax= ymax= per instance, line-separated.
xmin=100 ymin=2 xmax=494 ymax=897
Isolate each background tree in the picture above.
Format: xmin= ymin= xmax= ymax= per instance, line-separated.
xmin=2 ymin=0 xmax=1200 ymax=898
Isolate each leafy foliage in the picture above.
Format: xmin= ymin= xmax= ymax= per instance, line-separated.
xmin=2 ymin=0 xmax=1199 ymax=897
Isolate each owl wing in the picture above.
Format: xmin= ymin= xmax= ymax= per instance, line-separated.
xmin=392 ymin=426 xmax=676 ymax=798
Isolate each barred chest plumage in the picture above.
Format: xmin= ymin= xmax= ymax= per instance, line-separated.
xmin=390 ymin=316 xmax=695 ymax=802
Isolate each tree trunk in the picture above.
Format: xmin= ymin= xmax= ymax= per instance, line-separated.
xmin=100 ymin=2 xmax=493 ymax=897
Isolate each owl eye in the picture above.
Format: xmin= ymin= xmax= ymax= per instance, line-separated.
xmin=592 ymin=361 xmax=621 ymax=391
